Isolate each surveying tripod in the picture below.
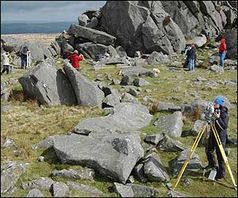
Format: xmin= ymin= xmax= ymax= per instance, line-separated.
xmin=173 ymin=121 xmax=237 ymax=190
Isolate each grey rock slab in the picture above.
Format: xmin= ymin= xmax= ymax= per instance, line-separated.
xmin=133 ymin=78 xmax=150 ymax=87
xmin=153 ymin=111 xmax=183 ymax=137
xmin=26 ymin=188 xmax=44 ymax=197
xmin=133 ymin=163 xmax=147 ymax=182
xmin=120 ymin=66 xmax=155 ymax=77
xmin=78 ymin=14 xmax=89 ymax=26
xmin=143 ymin=152 xmax=170 ymax=182
xmin=18 ymin=60 xmax=77 ymax=106
xmin=157 ymin=134 xmax=185 ymax=152
xmin=32 ymin=135 xmax=58 ymax=150
xmin=113 ymin=182 xmax=134 ymax=197
xmin=22 ymin=177 xmax=54 ymax=191
xmin=64 ymin=61 xmax=104 ymax=108
xmin=51 ymin=168 xmax=95 ymax=180
xmin=53 ymin=132 xmax=144 ymax=183
xmin=67 ymin=181 xmax=104 ymax=196
xmin=120 ymin=92 xmax=139 ymax=104
xmin=73 ymin=102 xmax=152 ymax=134
xmin=171 ymin=149 xmax=203 ymax=176
xmin=147 ymin=51 xmax=170 ymax=65
xmin=51 ymin=182 xmax=69 ymax=197
xmin=210 ymin=65 xmax=224 ymax=73
xmin=114 ymin=182 xmax=160 ymax=197
xmin=144 ymin=134 xmax=163 ymax=145
xmin=68 ymin=23 xmax=116 ymax=46
xmin=1 ymin=161 xmax=28 ymax=194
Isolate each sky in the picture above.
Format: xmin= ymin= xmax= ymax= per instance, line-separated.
xmin=1 ymin=1 xmax=106 ymax=23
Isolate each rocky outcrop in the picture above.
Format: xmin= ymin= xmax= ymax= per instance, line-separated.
xmin=55 ymin=1 xmax=236 ymax=59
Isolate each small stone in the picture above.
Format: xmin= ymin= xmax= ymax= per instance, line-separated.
xmin=37 ymin=156 xmax=44 ymax=162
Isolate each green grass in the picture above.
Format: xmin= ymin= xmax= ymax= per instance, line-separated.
xmin=1 ymin=46 xmax=237 ymax=197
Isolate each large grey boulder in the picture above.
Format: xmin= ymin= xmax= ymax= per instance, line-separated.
xmin=73 ymin=102 xmax=152 ymax=134
xmin=100 ymin=1 xmax=186 ymax=56
xmin=171 ymin=149 xmax=203 ymax=176
xmin=76 ymin=42 xmax=109 ymax=61
xmin=1 ymin=161 xmax=28 ymax=194
xmin=114 ymin=182 xmax=160 ymax=197
xmin=153 ymin=111 xmax=184 ymax=137
xmin=68 ymin=23 xmax=116 ymax=46
xmin=143 ymin=152 xmax=170 ymax=182
xmin=64 ymin=61 xmax=104 ymax=108
xmin=19 ymin=60 xmax=77 ymax=106
xmin=26 ymin=188 xmax=44 ymax=197
xmin=53 ymin=132 xmax=144 ymax=183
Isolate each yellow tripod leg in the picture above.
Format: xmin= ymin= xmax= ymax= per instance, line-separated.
xmin=211 ymin=124 xmax=237 ymax=188
xmin=173 ymin=124 xmax=207 ymax=190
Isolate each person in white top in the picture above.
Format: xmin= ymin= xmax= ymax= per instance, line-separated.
xmin=1 ymin=52 xmax=12 ymax=75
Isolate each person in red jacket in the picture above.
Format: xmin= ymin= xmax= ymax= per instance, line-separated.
xmin=219 ymin=35 xmax=227 ymax=67
xmin=67 ymin=50 xmax=85 ymax=70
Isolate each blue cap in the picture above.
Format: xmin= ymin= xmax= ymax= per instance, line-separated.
xmin=214 ymin=96 xmax=225 ymax=106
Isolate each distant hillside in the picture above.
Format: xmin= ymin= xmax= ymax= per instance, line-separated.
xmin=1 ymin=21 xmax=73 ymax=34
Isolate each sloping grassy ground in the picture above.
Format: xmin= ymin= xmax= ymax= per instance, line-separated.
xmin=1 ymin=46 xmax=237 ymax=197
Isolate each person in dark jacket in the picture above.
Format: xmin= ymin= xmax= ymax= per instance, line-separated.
xmin=186 ymin=44 xmax=196 ymax=71
xmin=205 ymin=96 xmax=229 ymax=181
xmin=67 ymin=50 xmax=85 ymax=70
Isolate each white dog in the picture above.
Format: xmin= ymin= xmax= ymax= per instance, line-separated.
xmin=152 ymin=68 xmax=160 ymax=77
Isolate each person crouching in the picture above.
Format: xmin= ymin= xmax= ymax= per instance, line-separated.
xmin=67 ymin=50 xmax=85 ymax=71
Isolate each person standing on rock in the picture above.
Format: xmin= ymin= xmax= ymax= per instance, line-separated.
xmin=67 ymin=50 xmax=85 ymax=71
xmin=1 ymin=52 xmax=12 ymax=75
xmin=219 ymin=35 xmax=227 ymax=67
xmin=20 ymin=46 xmax=30 ymax=69
xmin=205 ymin=96 xmax=229 ymax=181
xmin=186 ymin=44 xmax=196 ymax=71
